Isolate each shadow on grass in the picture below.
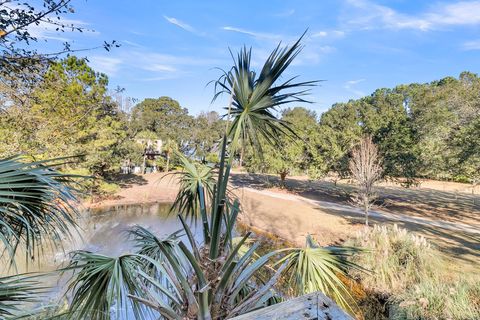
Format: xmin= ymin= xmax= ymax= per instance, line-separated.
xmin=109 ymin=173 xmax=149 ymax=188
xmin=233 ymin=172 xmax=480 ymax=271
xmin=231 ymin=172 xmax=480 ymax=225
xmin=318 ymin=206 xmax=480 ymax=270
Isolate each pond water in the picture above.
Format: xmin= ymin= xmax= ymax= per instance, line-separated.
xmin=8 ymin=202 xmax=201 ymax=315
xmin=13 ymin=202 xmax=188 ymax=274
xmin=71 ymin=202 xmax=192 ymax=258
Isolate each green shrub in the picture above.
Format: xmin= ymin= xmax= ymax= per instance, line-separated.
xmin=155 ymin=156 xmax=165 ymax=170
xmin=61 ymin=167 xmax=93 ymax=194
xmin=97 ymin=181 xmax=120 ymax=195
xmin=452 ymin=175 xmax=472 ymax=184
xmin=205 ymin=152 xmax=219 ymax=164
xmin=62 ymin=168 xmax=119 ymax=198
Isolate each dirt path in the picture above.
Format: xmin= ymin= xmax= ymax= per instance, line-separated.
xmin=231 ymin=172 xmax=480 ymax=271
xmin=243 ymin=187 xmax=480 ymax=235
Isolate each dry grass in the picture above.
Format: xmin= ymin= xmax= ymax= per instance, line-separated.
xmin=347 ymin=224 xmax=480 ymax=319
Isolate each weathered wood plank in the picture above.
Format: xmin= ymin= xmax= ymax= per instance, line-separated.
xmin=230 ymin=292 xmax=354 ymax=320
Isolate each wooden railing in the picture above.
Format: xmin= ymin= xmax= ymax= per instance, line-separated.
xmin=230 ymin=291 xmax=354 ymax=319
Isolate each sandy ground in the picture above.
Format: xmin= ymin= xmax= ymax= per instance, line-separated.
xmin=235 ymin=186 xmax=362 ymax=246
xmin=87 ymin=173 xmax=180 ymax=209
xmin=90 ymin=171 xmax=480 ymax=274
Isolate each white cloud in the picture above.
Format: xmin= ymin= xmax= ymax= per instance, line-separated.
xmin=122 ymin=40 xmax=144 ymax=48
xmin=134 ymin=52 xmax=223 ymax=70
xmin=346 ymin=79 xmax=365 ymax=85
xmin=3 ymin=3 xmax=94 ymax=41
xmin=27 ymin=18 xmax=96 ymax=41
xmin=88 ymin=49 xmax=227 ymax=81
xmin=222 ymin=27 xmax=337 ymax=67
xmin=89 ymin=56 xmax=123 ymax=75
xmin=222 ymin=26 xmax=282 ymax=40
xmin=274 ymin=9 xmax=295 ymax=17
xmin=138 ymin=75 xmax=182 ymax=82
xmin=143 ymin=64 xmax=177 ymax=72
xmin=429 ymin=1 xmax=480 ymax=25
xmin=344 ymin=78 xmax=366 ymax=97
xmin=163 ymin=15 xmax=204 ymax=36
xmin=344 ymin=0 xmax=430 ymax=31
xmin=311 ymin=30 xmax=345 ymax=38
xmin=344 ymin=0 xmax=480 ymax=31
xmin=312 ymin=31 xmax=328 ymax=37
xmin=462 ymin=39 xmax=480 ymax=50
xmin=290 ymin=45 xmax=336 ymax=66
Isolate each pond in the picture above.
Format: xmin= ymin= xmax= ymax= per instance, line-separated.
xmin=14 ymin=203 xmax=190 ymax=273
xmin=9 ymin=202 xmax=202 ymax=315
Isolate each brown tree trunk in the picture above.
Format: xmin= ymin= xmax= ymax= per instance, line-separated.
xmin=166 ymin=153 xmax=170 ymax=172
xmin=280 ymin=172 xmax=287 ymax=188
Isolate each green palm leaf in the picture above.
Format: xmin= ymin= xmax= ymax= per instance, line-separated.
xmin=168 ymin=153 xmax=215 ymax=223
xmin=63 ymin=251 xmax=150 ymax=320
xmin=0 ymin=156 xmax=81 ymax=268
xmin=128 ymin=225 xmax=183 ymax=265
xmin=276 ymin=235 xmax=363 ymax=313
xmin=0 ymin=273 xmax=44 ymax=319
xmin=213 ymin=32 xmax=318 ymax=154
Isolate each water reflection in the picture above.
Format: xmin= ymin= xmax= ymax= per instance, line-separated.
xmin=3 ymin=202 xmax=203 ymax=315
xmin=78 ymin=203 xmax=188 ymax=258
xmin=6 ymin=203 xmax=186 ymax=275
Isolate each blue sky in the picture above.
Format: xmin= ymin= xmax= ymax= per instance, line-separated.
xmin=30 ymin=0 xmax=480 ymax=115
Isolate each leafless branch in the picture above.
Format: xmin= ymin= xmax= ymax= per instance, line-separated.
xmin=349 ymin=135 xmax=383 ymax=226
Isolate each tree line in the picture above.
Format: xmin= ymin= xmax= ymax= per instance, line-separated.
xmin=244 ymin=72 xmax=480 ymax=186
xmin=0 ymin=56 xmax=225 ymax=184
xmin=1 ymin=55 xmax=478 ymax=188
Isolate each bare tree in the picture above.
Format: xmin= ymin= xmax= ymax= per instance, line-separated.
xmin=349 ymin=136 xmax=383 ymax=226
xmin=1 ymin=0 xmax=119 ymax=89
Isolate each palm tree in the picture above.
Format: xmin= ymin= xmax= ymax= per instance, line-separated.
xmin=0 ymin=155 xmax=80 ymax=318
xmin=277 ymin=235 xmax=362 ymax=310
xmin=0 ymin=156 xmax=80 ymax=265
xmin=169 ymin=152 xmax=216 ymax=240
xmin=60 ymin=34 xmax=362 ymax=319
xmin=212 ymin=31 xmax=318 ymax=155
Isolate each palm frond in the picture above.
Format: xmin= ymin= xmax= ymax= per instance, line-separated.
xmin=128 ymin=225 xmax=182 ymax=264
xmin=167 ymin=153 xmax=215 ymax=223
xmin=226 ymin=261 xmax=287 ymax=318
xmin=63 ymin=251 xmax=150 ymax=320
xmin=276 ymin=235 xmax=363 ymax=313
xmin=0 ymin=273 xmax=44 ymax=319
xmin=0 ymin=155 xmax=80 ymax=268
xmin=212 ymin=32 xmax=318 ymax=154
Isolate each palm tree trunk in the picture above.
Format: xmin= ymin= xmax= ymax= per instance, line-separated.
xmin=166 ymin=153 xmax=170 ymax=172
